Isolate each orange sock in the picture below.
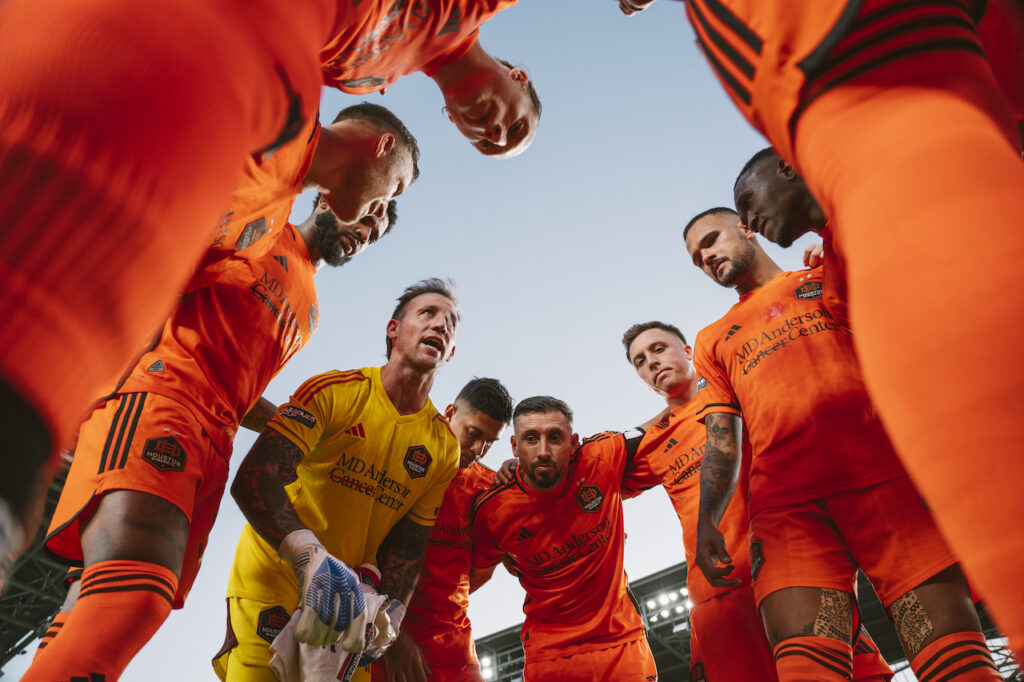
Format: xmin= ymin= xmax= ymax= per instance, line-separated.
xmin=774 ymin=636 xmax=853 ymax=681
xmin=910 ymin=632 xmax=1000 ymax=682
xmin=23 ymin=560 xmax=176 ymax=681
xmin=33 ymin=610 xmax=69 ymax=660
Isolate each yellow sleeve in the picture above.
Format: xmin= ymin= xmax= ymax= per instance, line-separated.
xmin=266 ymin=369 xmax=358 ymax=455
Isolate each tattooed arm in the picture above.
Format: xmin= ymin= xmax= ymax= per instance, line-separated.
xmin=230 ymin=429 xmax=306 ymax=550
xmin=376 ymin=516 xmax=432 ymax=603
xmin=240 ymin=396 xmax=278 ymax=433
xmin=694 ymin=412 xmax=743 ymax=587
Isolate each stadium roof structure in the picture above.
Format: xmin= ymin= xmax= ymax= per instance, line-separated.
xmin=474 ymin=562 xmax=1021 ymax=682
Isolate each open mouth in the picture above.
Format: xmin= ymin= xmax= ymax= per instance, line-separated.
xmin=422 ymin=338 xmax=443 ymax=353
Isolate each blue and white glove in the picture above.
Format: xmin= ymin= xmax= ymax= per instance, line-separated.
xmin=336 ymin=565 xmax=407 ymax=681
xmin=278 ymin=529 xmax=367 ymax=649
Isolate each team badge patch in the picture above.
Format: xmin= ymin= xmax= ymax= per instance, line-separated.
xmin=750 ymin=539 xmax=765 ymax=580
xmin=236 ymin=218 xmax=268 ymax=250
xmin=696 ymin=377 xmax=707 ymax=390
xmin=404 ymin=445 xmax=432 ymax=479
xmin=141 ymin=436 xmax=186 ymax=473
xmin=577 ymin=485 xmax=604 ymax=513
xmin=256 ymin=606 xmax=290 ymax=644
xmin=280 ymin=405 xmax=316 ymax=428
xmin=794 ymin=281 xmax=823 ymax=300
xmin=690 ymin=661 xmax=707 ymax=682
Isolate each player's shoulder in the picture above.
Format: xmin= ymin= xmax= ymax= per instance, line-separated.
xmin=292 ymin=367 xmax=372 ymax=405
xmin=469 ymin=475 xmax=519 ymax=522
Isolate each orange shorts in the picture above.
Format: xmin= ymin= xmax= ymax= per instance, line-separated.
xmin=45 ymin=392 xmax=229 ymax=607
xmin=523 ymin=637 xmax=658 ymax=682
xmin=749 ymin=476 xmax=956 ymax=607
xmin=0 ymin=0 xmax=329 ymax=453
xmin=688 ymin=585 xmax=775 ymax=680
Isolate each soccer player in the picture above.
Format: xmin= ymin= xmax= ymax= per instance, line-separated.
xmin=684 ymin=208 xmax=998 ymax=681
xmin=214 ymin=278 xmax=461 ymax=682
xmin=470 ymin=396 xmax=661 ymax=681
xmin=23 ymin=102 xmax=416 ymax=682
xmin=372 ymin=377 xmax=513 ymax=682
xmin=619 ymin=0 xmax=1024 ymax=651
xmin=623 ymin=321 xmax=892 ymax=681
xmin=0 ymin=0 xmax=540 ymax=581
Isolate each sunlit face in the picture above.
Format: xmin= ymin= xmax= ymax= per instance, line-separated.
xmin=443 ymin=63 xmax=537 ymax=158
xmin=734 ymin=162 xmax=816 ymax=248
xmin=312 ymin=199 xmax=393 ymax=267
xmin=322 ymin=141 xmax=413 ymax=227
xmin=511 ymin=410 xmax=578 ymax=490
xmin=445 ymin=402 xmax=505 ymax=468
xmin=386 ymin=293 xmax=458 ymax=372
xmin=685 ymin=214 xmax=756 ymax=289
xmin=628 ymin=328 xmax=695 ymax=401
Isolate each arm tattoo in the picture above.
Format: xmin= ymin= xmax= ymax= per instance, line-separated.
xmin=698 ymin=413 xmax=743 ymax=525
xmin=376 ymin=517 xmax=431 ymax=603
xmin=230 ymin=429 xmax=305 ymax=550
xmin=889 ymin=590 xmax=935 ymax=659
xmin=240 ymin=396 xmax=278 ymax=433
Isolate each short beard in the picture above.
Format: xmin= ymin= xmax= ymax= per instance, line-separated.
xmin=312 ymin=210 xmax=352 ymax=268
xmin=525 ymin=463 xmax=560 ymax=489
xmin=717 ymin=241 xmax=756 ymax=288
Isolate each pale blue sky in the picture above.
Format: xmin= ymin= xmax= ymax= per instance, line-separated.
xmin=3 ymin=2 xmax=818 ymax=678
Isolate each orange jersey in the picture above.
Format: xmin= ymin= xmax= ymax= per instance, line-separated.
xmin=401 ymin=461 xmax=496 ymax=667
xmin=207 ymin=116 xmax=320 ymax=259
xmin=120 ymin=225 xmax=318 ymax=456
xmin=638 ymin=402 xmax=753 ymax=605
xmin=684 ymin=0 xmax=991 ymax=163
xmin=693 ymin=268 xmax=905 ymax=516
xmin=470 ymin=431 xmax=660 ymax=663
xmin=320 ymin=1 xmax=517 ymax=94
xmin=819 ymin=224 xmax=850 ymax=331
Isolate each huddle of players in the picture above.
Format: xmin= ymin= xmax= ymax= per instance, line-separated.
xmin=3 ymin=0 xmax=1024 ymax=680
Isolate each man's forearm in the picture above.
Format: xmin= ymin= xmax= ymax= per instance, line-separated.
xmin=377 ymin=517 xmax=431 ymax=603
xmin=230 ymin=429 xmax=306 ymax=550
xmin=698 ymin=412 xmax=743 ymax=527
xmin=240 ymin=396 xmax=278 ymax=433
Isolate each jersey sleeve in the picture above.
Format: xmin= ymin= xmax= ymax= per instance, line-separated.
xmin=620 ymin=428 xmax=662 ymax=497
xmin=469 ymin=488 xmax=507 ymax=570
xmin=421 ymin=32 xmax=478 ymax=76
xmin=692 ymin=332 xmax=742 ymax=423
xmin=406 ymin=437 xmax=459 ymax=527
xmin=265 ymin=370 xmax=350 ymax=455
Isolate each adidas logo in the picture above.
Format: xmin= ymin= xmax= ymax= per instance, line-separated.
xmin=516 ymin=526 xmax=533 ymax=542
xmin=274 ymin=255 xmax=288 ymax=271
xmin=147 ymin=360 xmax=164 ymax=372
xmin=726 ymin=324 xmax=742 ymax=338
xmin=344 ymin=423 xmax=366 ymax=438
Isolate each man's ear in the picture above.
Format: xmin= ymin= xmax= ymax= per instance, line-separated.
xmin=444 ymin=403 xmax=456 ymax=421
xmin=375 ymin=133 xmax=396 ymax=158
xmin=778 ymin=158 xmax=797 ymax=180
xmin=571 ymin=432 xmax=581 ymax=449
xmin=509 ymin=67 xmax=529 ymax=84
xmin=386 ymin=318 xmax=400 ymax=347
xmin=685 ymin=344 xmax=694 ymax=362
xmin=510 ymin=434 xmax=518 ymax=457
xmin=445 ymin=344 xmax=456 ymax=363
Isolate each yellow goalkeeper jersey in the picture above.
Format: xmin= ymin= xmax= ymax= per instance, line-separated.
xmin=226 ymin=366 xmax=460 ymax=605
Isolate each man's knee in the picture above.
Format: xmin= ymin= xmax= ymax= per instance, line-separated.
xmin=889 ymin=564 xmax=981 ymax=659
xmin=80 ymin=489 xmax=190 ymax=573
xmin=762 ymin=587 xmax=853 ymax=647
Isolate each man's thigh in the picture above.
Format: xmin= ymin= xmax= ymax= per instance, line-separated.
xmin=689 ymin=585 xmax=776 ymax=681
xmin=524 ymin=637 xmax=658 ymax=681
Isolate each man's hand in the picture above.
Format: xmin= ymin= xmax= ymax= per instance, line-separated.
xmin=494 ymin=458 xmax=517 ymax=486
xmin=619 ymin=0 xmax=657 ymax=16
xmin=803 ymin=242 xmax=825 ymax=268
xmin=279 ymin=529 xmax=367 ymax=648
xmin=383 ymin=629 xmax=432 ymax=682
xmin=694 ymin=520 xmax=741 ymax=588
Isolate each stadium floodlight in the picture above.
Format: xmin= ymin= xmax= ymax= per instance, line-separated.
xmin=675 ymin=605 xmax=685 ymax=614
xmin=482 ymin=666 xmax=496 ymax=680
xmin=685 ymin=599 xmax=695 ymax=609
xmin=658 ymin=594 xmax=670 ymax=606
xmin=646 ymin=599 xmax=657 ymax=609
xmin=669 ymin=591 xmax=679 ymax=602
xmin=660 ymin=609 xmax=669 ymax=618
xmin=650 ymin=614 xmax=659 ymax=623
xmin=681 ymin=587 xmax=689 ymax=597
xmin=480 ymin=656 xmax=493 ymax=668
